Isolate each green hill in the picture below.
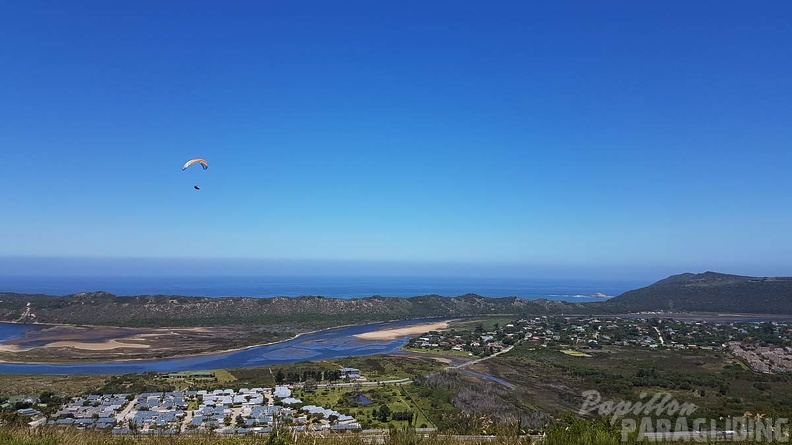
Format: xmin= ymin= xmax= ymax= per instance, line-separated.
xmin=607 ymin=271 xmax=792 ymax=313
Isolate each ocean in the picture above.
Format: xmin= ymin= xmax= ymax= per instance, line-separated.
xmin=0 ymin=275 xmax=648 ymax=301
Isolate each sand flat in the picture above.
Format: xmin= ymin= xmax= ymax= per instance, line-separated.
xmin=44 ymin=339 xmax=151 ymax=350
xmin=0 ymin=344 xmax=29 ymax=353
xmin=354 ymin=321 xmax=450 ymax=341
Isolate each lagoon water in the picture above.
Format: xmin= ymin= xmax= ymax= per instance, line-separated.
xmin=0 ymin=320 xmax=430 ymax=375
xmin=0 ymin=275 xmax=646 ymax=301
xmin=0 ymin=323 xmax=36 ymax=343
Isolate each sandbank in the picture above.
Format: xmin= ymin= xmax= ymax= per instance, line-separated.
xmin=44 ymin=339 xmax=151 ymax=350
xmin=354 ymin=321 xmax=450 ymax=341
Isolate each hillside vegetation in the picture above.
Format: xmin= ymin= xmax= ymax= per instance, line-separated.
xmin=607 ymin=271 xmax=792 ymax=313
xmin=0 ymin=292 xmax=608 ymax=328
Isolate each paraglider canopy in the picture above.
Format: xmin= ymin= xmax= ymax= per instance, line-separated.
xmin=183 ymin=158 xmax=208 ymax=190
xmin=182 ymin=158 xmax=208 ymax=171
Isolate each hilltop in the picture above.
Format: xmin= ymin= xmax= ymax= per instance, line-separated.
xmin=607 ymin=271 xmax=792 ymax=313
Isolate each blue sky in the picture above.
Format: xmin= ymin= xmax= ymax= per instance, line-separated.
xmin=1 ymin=1 xmax=791 ymax=279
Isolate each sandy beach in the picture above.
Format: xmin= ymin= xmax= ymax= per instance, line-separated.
xmin=354 ymin=321 xmax=450 ymax=341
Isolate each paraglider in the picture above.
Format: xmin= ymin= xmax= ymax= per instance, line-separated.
xmin=182 ymin=158 xmax=208 ymax=171
xmin=182 ymin=158 xmax=208 ymax=190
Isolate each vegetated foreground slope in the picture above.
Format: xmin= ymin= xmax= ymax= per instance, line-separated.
xmin=0 ymin=292 xmax=609 ymax=328
xmin=607 ymin=271 xmax=792 ymax=314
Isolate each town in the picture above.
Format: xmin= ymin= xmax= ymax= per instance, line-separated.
xmin=15 ymin=379 xmax=364 ymax=435
xmin=403 ymin=316 xmax=792 ymax=372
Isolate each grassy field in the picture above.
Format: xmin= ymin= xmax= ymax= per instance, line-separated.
xmin=292 ymin=384 xmax=434 ymax=430
xmin=161 ymin=370 xmax=238 ymax=390
xmin=212 ymin=369 xmax=237 ymax=384
xmin=400 ymin=346 xmax=473 ymax=358
xmin=560 ymin=349 xmax=592 ymax=357
xmin=335 ymin=355 xmax=446 ymax=381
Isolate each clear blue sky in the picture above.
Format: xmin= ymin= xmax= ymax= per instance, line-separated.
xmin=1 ymin=1 xmax=791 ymax=279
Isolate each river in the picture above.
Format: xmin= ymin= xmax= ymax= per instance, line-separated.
xmin=0 ymin=320 xmax=430 ymax=375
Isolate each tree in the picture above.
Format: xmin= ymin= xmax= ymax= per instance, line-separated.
xmin=14 ymin=401 xmax=32 ymax=410
xmin=378 ymin=404 xmax=391 ymax=422
xmin=275 ymin=370 xmax=285 ymax=385
xmin=719 ymin=383 xmax=730 ymax=396
xmin=303 ymin=378 xmax=317 ymax=393
xmin=392 ymin=411 xmax=414 ymax=423
xmin=39 ymin=391 xmax=58 ymax=406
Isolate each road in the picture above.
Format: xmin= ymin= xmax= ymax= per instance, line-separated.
xmin=452 ymin=345 xmax=515 ymax=369
xmin=265 ymin=390 xmax=274 ymax=406
xmin=317 ymin=378 xmax=412 ymax=388
xmin=302 ymin=343 xmax=518 ymax=391
xmin=653 ymin=326 xmax=665 ymax=345
xmin=180 ymin=408 xmax=192 ymax=433
xmin=116 ymin=399 xmax=136 ymax=428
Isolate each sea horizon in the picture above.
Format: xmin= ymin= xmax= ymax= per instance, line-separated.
xmin=0 ymin=275 xmax=649 ymax=302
